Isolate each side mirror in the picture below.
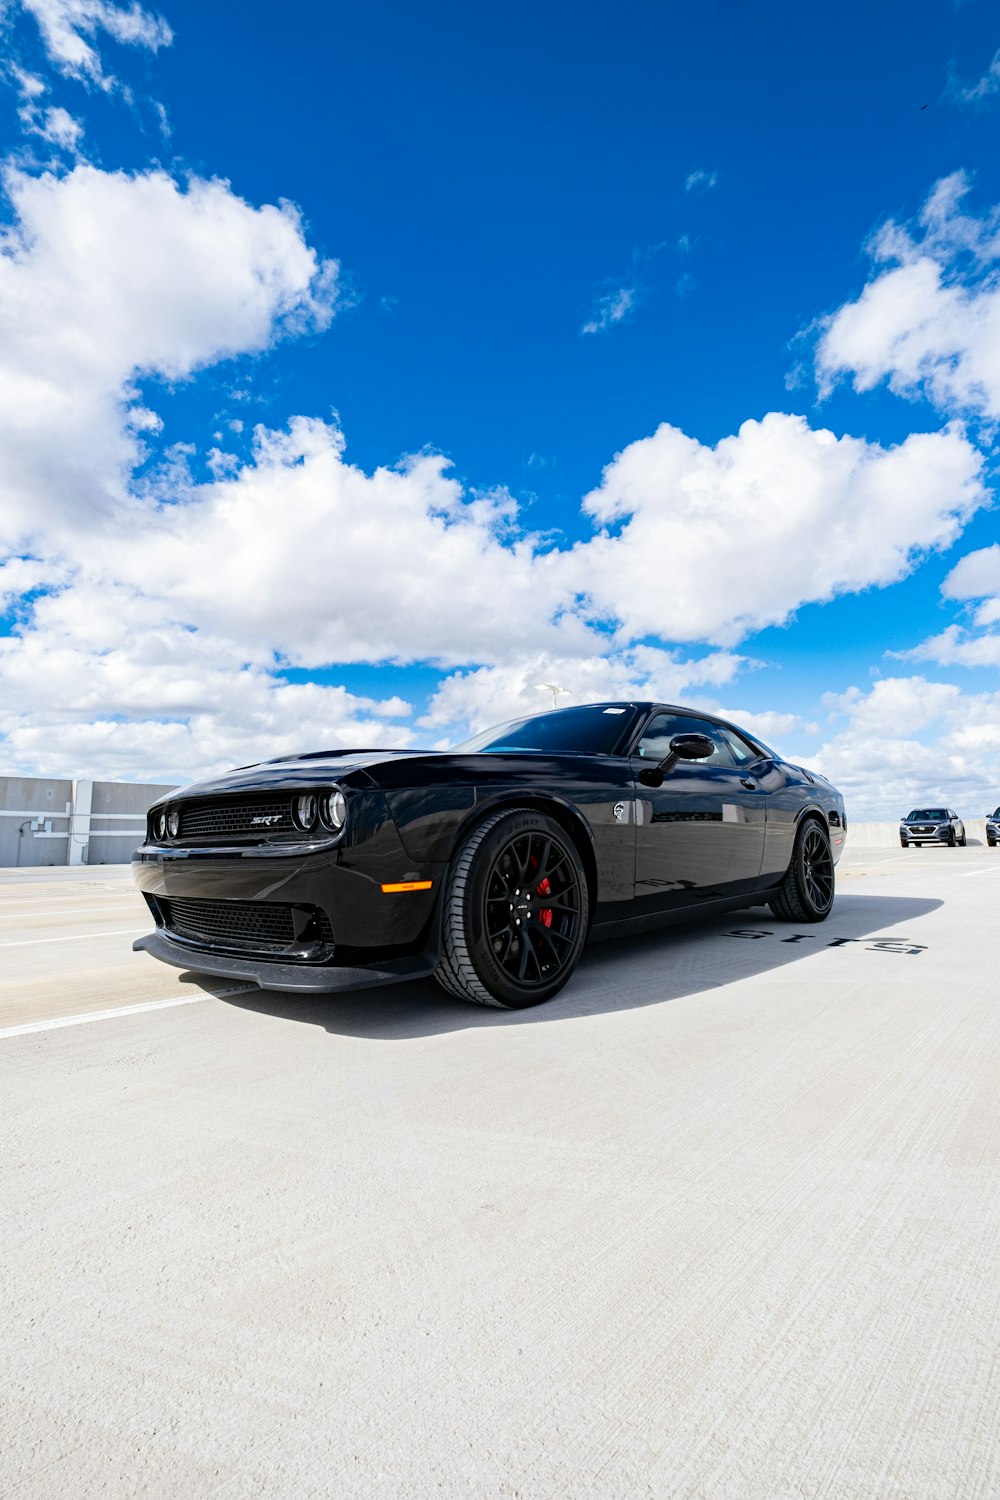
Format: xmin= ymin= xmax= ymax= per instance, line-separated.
xmin=639 ymin=732 xmax=715 ymax=787
xmin=669 ymin=734 xmax=715 ymax=761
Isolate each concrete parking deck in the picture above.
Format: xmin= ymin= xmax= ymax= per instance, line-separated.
xmin=2 ymin=848 xmax=999 ymax=1498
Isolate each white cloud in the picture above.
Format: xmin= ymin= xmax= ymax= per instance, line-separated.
xmin=0 ymin=578 xmax=418 ymax=781
xmin=0 ymin=163 xmax=339 ymax=549
xmin=951 ymin=49 xmax=1000 ymax=106
xmin=19 ymin=100 xmax=84 ymax=149
xmin=684 ymin=168 xmax=719 ymax=195
xmin=808 ymin=675 xmax=1000 ymax=819
xmin=103 ymin=418 xmax=593 ymax=669
xmin=941 ymin=543 xmax=1000 ymax=613
xmin=6 ymin=60 xmax=82 ymax=148
xmin=581 ymin=283 xmax=637 ymax=335
xmin=18 ymin=0 xmax=172 ymax=88
xmin=823 ymin=677 xmax=962 ymax=738
xmin=816 ymin=172 xmax=1000 ymax=420
xmin=899 ymin=544 xmax=1000 ymax=668
xmin=904 ymin=625 xmax=1000 ymax=669
xmin=572 ymin=412 xmax=984 ymax=645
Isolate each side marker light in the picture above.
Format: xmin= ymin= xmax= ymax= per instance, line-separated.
xmin=381 ymin=881 xmax=433 ymax=893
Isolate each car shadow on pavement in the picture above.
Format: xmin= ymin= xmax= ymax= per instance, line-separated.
xmin=203 ymin=891 xmax=943 ymax=1041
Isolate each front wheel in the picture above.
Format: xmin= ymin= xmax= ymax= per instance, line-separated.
xmin=769 ymin=819 xmax=835 ymax=922
xmin=435 ymin=809 xmax=589 ymax=1008
xmin=900 ymin=837 xmax=908 ymax=848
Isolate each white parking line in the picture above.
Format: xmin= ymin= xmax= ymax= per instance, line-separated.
xmin=0 ymin=928 xmax=147 ymax=949
xmin=0 ymin=987 xmax=256 ymax=1040
xmin=960 ymin=864 xmax=1000 ymax=877
xmin=0 ymin=905 xmax=142 ymax=920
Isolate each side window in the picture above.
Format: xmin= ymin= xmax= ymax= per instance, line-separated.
xmin=718 ymin=727 xmax=761 ymax=766
xmin=635 ymin=715 xmax=738 ymax=768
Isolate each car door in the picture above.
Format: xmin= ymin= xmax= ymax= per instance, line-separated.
xmin=630 ymin=713 xmax=767 ymax=911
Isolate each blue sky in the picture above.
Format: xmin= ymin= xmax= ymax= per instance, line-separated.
xmin=2 ymin=0 xmax=1000 ymax=816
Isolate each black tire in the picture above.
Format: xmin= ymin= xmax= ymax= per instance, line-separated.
xmin=435 ymin=809 xmax=589 ymax=1008
xmin=959 ymin=834 xmax=967 ymax=847
xmin=768 ymin=818 xmax=835 ymax=923
xmin=946 ymin=830 xmax=957 ymax=848
xmin=989 ymin=839 xmax=997 ymax=848
xmin=900 ymin=838 xmax=908 ymax=848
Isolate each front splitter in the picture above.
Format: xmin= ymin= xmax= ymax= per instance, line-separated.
xmin=133 ymin=930 xmax=437 ymax=994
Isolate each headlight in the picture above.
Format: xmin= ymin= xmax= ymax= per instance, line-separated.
xmin=320 ymin=788 xmax=347 ymax=834
xmin=294 ymin=794 xmax=318 ymax=831
xmin=155 ymin=811 xmax=167 ymax=839
xmin=167 ymin=809 xmax=180 ymax=838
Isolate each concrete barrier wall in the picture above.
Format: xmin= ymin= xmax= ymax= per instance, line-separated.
xmin=0 ymin=776 xmax=177 ymax=867
xmin=3 ymin=779 xmax=995 ymax=864
xmin=847 ymin=818 xmax=993 ymax=848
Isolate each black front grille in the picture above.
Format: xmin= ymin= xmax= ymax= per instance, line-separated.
xmin=160 ymin=896 xmax=334 ymax=955
xmin=179 ymin=800 xmax=294 ymax=840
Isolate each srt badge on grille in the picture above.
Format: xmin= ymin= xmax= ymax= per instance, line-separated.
xmin=251 ymin=814 xmax=283 ymax=825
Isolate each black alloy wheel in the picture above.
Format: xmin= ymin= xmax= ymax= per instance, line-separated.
xmin=769 ymin=818 xmax=836 ymax=922
xmin=435 ymin=809 xmax=589 ymax=1008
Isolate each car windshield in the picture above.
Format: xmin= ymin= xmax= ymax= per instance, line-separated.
xmin=906 ymin=809 xmax=948 ymax=821
xmin=452 ymin=704 xmax=641 ymax=756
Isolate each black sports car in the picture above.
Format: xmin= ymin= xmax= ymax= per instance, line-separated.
xmin=132 ymin=701 xmax=846 ymax=1009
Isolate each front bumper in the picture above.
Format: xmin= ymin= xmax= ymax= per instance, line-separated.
xmin=132 ymin=929 xmax=437 ymax=993
xmin=132 ymin=825 xmax=443 ymax=987
xmin=900 ymin=827 xmax=951 ymax=843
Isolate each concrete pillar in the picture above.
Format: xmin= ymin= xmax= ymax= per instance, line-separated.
xmin=69 ymin=779 xmax=93 ymax=866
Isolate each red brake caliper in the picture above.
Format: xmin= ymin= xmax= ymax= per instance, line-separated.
xmin=536 ymin=877 xmax=553 ymax=928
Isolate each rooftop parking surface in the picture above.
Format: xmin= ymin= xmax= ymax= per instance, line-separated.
xmin=2 ymin=846 xmax=999 ymax=1498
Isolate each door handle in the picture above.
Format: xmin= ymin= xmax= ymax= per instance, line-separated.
xmin=739 ymin=777 xmax=757 ymax=790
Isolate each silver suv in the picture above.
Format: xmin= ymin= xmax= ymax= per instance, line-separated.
xmin=899 ymin=808 xmax=966 ymax=848
xmin=986 ymin=808 xmax=1000 ymax=848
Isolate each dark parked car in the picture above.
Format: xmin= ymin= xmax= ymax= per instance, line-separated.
xmin=133 ymin=701 xmax=846 ymax=1009
xmin=899 ymin=808 xmax=966 ymax=848
xmin=986 ymin=809 xmax=1000 ymax=848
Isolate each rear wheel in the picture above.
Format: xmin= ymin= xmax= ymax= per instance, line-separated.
xmin=435 ymin=809 xmax=589 ymax=1008
xmin=769 ymin=819 xmax=835 ymax=923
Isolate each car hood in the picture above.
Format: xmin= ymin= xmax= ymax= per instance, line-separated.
xmin=151 ymin=748 xmax=440 ymax=805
